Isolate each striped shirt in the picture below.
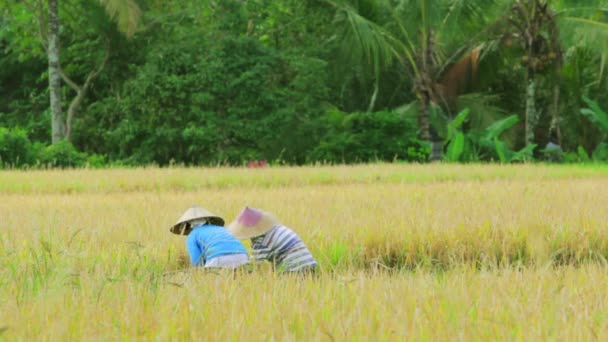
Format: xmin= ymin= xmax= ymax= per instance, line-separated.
xmin=250 ymin=225 xmax=317 ymax=272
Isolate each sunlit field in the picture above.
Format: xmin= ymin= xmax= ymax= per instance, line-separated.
xmin=2 ymin=164 xmax=608 ymax=340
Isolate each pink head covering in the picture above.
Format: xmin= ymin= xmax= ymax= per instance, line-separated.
xmin=227 ymin=206 xmax=280 ymax=239
xmin=237 ymin=207 xmax=263 ymax=227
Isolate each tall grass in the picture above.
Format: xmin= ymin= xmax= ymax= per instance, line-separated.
xmin=1 ymin=164 xmax=608 ymax=339
xmin=0 ymin=163 xmax=606 ymax=193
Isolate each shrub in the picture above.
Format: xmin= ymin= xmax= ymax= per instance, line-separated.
xmin=0 ymin=127 xmax=34 ymax=168
xmin=592 ymin=143 xmax=608 ymax=162
xmin=85 ymin=154 xmax=108 ymax=168
xmin=37 ymin=140 xmax=87 ymax=168
xmin=308 ymin=109 xmax=428 ymax=163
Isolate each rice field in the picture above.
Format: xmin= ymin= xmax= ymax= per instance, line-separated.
xmin=2 ymin=164 xmax=608 ymax=340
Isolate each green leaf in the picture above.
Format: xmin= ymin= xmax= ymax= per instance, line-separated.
xmin=494 ymin=138 xmax=509 ymax=163
xmin=483 ymin=115 xmax=519 ymax=142
xmin=581 ymin=96 xmax=608 ymax=133
xmin=511 ymin=144 xmax=537 ymax=162
xmin=452 ymin=108 xmax=470 ymax=129
xmin=592 ymin=143 xmax=608 ymax=162
xmin=446 ymin=109 xmax=470 ymax=141
xmin=430 ymin=105 xmax=448 ymax=139
xmin=446 ymin=132 xmax=465 ymax=162
xmin=577 ymin=145 xmax=591 ymax=162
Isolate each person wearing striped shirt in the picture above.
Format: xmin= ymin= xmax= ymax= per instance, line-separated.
xmin=227 ymin=206 xmax=317 ymax=274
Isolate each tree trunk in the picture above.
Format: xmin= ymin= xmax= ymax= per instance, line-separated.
xmin=65 ymin=89 xmax=86 ymax=141
xmin=48 ymin=0 xmax=64 ymax=144
xmin=524 ymin=74 xmax=538 ymax=147
xmin=418 ymin=91 xmax=431 ymax=141
xmin=550 ymin=49 xmax=563 ymax=146
xmin=551 ymin=82 xmax=561 ymax=144
xmin=419 ymin=91 xmax=443 ymax=161
xmin=61 ymin=40 xmax=110 ymax=141
xmin=429 ymin=140 xmax=443 ymax=162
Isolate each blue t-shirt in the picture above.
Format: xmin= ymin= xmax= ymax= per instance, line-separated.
xmin=186 ymin=224 xmax=248 ymax=266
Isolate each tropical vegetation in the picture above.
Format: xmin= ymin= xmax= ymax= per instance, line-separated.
xmin=1 ymin=0 xmax=608 ymax=166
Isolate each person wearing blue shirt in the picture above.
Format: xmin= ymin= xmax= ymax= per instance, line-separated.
xmin=170 ymin=206 xmax=248 ymax=268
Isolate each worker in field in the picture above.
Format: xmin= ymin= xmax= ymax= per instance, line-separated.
xmin=170 ymin=206 xmax=249 ymax=269
xmin=227 ymin=206 xmax=317 ymax=274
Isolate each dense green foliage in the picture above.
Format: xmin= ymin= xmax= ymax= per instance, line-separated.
xmin=1 ymin=0 xmax=608 ymax=167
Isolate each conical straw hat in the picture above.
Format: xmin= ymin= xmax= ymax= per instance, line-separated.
xmin=170 ymin=206 xmax=225 ymax=235
xmin=227 ymin=206 xmax=280 ymax=239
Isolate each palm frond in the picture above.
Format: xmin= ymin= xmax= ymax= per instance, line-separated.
xmin=393 ymin=100 xmax=419 ymax=119
xmin=328 ymin=0 xmax=397 ymax=75
xmin=98 ymin=0 xmax=141 ymax=38
xmin=556 ymin=5 xmax=608 ymax=50
xmin=439 ymin=0 xmax=505 ymax=50
xmin=433 ymin=1 xmax=507 ymax=77
xmin=581 ymin=96 xmax=608 ymax=133
xmin=456 ymin=93 xmax=506 ymax=130
xmin=441 ymin=0 xmax=501 ymax=30
xmin=563 ymin=16 xmax=608 ymax=31
xmin=557 ymin=6 xmax=608 ymax=81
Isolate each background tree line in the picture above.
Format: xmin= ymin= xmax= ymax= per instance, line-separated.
xmin=1 ymin=0 xmax=608 ymax=167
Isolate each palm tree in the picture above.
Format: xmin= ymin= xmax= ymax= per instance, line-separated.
xmin=500 ymin=0 xmax=608 ymax=149
xmin=325 ymin=0 xmax=504 ymax=159
xmin=44 ymin=0 xmax=141 ymax=143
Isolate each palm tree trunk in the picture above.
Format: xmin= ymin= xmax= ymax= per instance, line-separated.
xmin=419 ymin=91 xmax=443 ymax=161
xmin=551 ymin=82 xmax=561 ymax=144
xmin=48 ymin=0 xmax=64 ymax=144
xmin=550 ymin=49 xmax=563 ymax=146
xmin=549 ymin=17 xmax=563 ymax=147
xmin=418 ymin=92 xmax=431 ymax=141
xmin=524 ymin=72 xmax=537 ymax=147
